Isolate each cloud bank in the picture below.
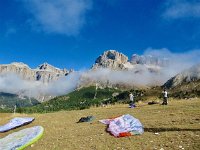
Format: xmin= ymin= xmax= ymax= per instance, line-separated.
xmin=144 ymin=48 xmax=200 ymax=77
xmin=21 ymin=0 xmax=92 ymax=35
xmin=162 ymin=0 xmax=200 ymax=19
xmin=0 ymin=72 xmax=81 ymax=100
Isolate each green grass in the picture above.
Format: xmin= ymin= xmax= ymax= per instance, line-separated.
xmin=169 ymin=80 xmax=200 ymax=99
xmin=17 ymin=86 xmax=122 ymax=113
xmin=2 ymin=84 xmax=199 ymax=114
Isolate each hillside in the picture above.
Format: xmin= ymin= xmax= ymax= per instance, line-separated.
xmin=0 ymin=92 xmax=40 ymax=112
xmin=162 ymin=64 xmax=200 ymax=99
xmin=167 ymin=80 xmax=200 ymax=99
xmin=17 ymin=86 xmax=121 ymax=113
xmin=164 ymin=63 xmax=200 ymax=88
xmin=14 ymin=83 xmax=200 ymax=114
xmin=0 ymin=99 xmax=199 ymax=150
xmin=15 ymin=86 xmax=149 ymax=113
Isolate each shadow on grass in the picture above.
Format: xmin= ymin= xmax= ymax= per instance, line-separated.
xmin=144 ymin=127 xmax=200 ymax=132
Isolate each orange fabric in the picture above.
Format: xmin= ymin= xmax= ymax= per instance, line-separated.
xmin=118 ymin=132 xmax=132 ymax=137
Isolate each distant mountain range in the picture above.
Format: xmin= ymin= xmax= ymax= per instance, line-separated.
xmin=0 ymin=50 xmax=199 ymax=107
xmin=92 ymin=50 xmax=167 ymax=72
xmin=0 ymin=62 xmax=72 ymax=83
xmin=0 ymin=50 xmax=170 ymax=85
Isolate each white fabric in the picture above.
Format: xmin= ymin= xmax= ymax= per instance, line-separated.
xmin=0 ymin=126 xmax=43 ymax=150
xmin=99 ymin=114 xmax=144 ymax=137
xmin=0 ymin=117 xmax=34 ymax=132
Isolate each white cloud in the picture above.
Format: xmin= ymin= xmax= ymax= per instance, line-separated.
xmin=21 ymin=0 xmax=92 ymax=35
xmin=144 ymin=48 xmax=200 ymax=78
xmin=80 ymin=68 xmax=164 ymax=87
xmin=162 ymin=0 xmax=200 ymax=19
xmin=0 ymin=72 xmax=81 ymax=100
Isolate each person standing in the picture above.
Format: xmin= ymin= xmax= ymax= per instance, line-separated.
xmin=13 ymin=104 xmax=17 ymax=114
xmin=129 ymin=93 xmax=135 ymax=108
xmin=162 ymin=89 xmax=168 ymax=105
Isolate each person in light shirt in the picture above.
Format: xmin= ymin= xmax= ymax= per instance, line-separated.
xmin=129 ymin=93 xmax=135 ymax=108
xmin=162 ymin=89 xmax=168 ymax=105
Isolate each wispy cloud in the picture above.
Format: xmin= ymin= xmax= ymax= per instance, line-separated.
xmin=144 ymin=48 xmax=200 ymax=77
xmin=21 ymin=0 xmax=92 ymax=36
xmin=162 ymin=0 xmax=200 ymax=19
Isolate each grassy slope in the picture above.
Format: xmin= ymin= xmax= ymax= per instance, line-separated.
xmin=169 ymin=80 xmax=200 ymax=99
xmin=0 ymin=99 xmax=199 ymax=150
xmin=1 ymin=83 xmax=199 ymax=114
xmin=16 ymin=86 xmax=147 ymax=113
xmin=14 ymin=83 xmax=200 ymax=113
xmin=16 ymin=86 xmax=122 ymax=113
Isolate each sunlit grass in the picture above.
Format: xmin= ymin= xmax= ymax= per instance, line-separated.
xmin=0 ymin=99 xmax=199 ymax=150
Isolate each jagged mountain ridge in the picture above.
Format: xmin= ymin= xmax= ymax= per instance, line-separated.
xmin=79 ymin=50 xmax=170 ymax=89
xmin=0 ymin=62 xmax=73 ymax=102
xmin=92 ymin=50 xmax=168 ymax=72
xmin=0 ymin=62 xmax=71 ymax=83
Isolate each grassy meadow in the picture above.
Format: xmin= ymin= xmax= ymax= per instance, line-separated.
xmin=0 ymin=98 xmax=200 ymax=150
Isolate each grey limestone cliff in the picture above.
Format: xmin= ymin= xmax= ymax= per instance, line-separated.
xmin=92 ymin=50 xmax=129 ymax=70
xmin=0 ymin=62 xmax=71 ymax=83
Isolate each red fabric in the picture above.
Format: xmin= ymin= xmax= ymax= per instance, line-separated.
xmin=118 ymin=132 xmax=132 ymax=137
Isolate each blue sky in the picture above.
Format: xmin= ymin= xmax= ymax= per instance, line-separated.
xmin=0 ymin=0 xmax=200 ymax=70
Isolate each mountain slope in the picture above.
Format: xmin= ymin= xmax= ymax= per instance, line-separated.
xmin=15 ymin=86 xmax=147 ymax=113
xmin=163 ymin=64 xmax=200 ymax=99
xmin=164 ymin=63 xmax=200 ymax=88
xmin=17 ymin=86 xmax=120 ymax=113
xmin=0 ymin=92 xmax=40 ymax=110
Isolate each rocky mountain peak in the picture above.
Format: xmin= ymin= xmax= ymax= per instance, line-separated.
xmin=92 ymin=50 xmax=129 ymax=70
xmin=38 ymin=62 xmax=58 ymax=71
xmin=92 ymin=50 xmax=170 ymax=71
xmin=10 ymin=62 xmax=30 ymax=68
xmin=0 ymin=62 xmax=70 ymax=83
